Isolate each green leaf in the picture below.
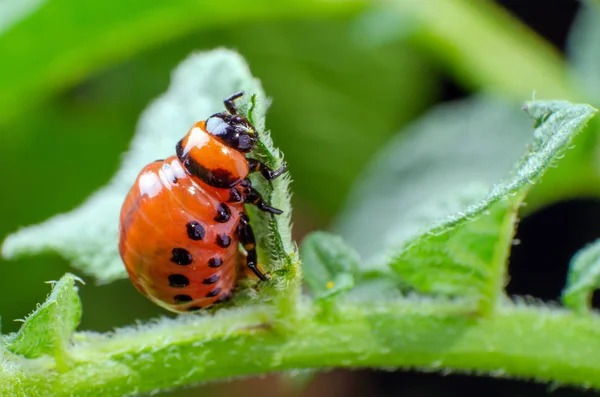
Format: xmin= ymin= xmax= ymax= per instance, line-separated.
xmin=513 ymin=2 xmax=600 ymax=212
xmin=236 ymin=74 xmax=300 ymax=313
xmin=243 ymin=95 xmax=296 ymax=270
xmin=335 ymin=97 xmax=531 ymax=266
xmin=562 ymin=239 xmax=600 ymax=313
xmin=3 ymin=273 xmax=82 ymax=368
xmin=0 ymin=0 xmax=365 ymax=126
xmin=335 ymin=97 xmax=596 ymax=313
xmin=2 ymin=49 xmax=296 ymax=287
xmin=390 ymin=195 xmax=520 ymax=313
xmin=300 ymin=232 xmax=359 ymax=301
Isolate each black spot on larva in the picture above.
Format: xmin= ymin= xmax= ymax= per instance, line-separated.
xmin=216 ymin=234 xmax=231 ymax=248
xmin=153 ymin=159 xmax=164 ymax=163
xmin=186 ymin=221 xmax=205 ymax=240
xmin=170 ymin=248 xmax=193 ymax=266
xmin=203 ymin=274 xmax=220 ymax=284
xmin=168 ymin=274 xmax=189 ymax=288
xmin=214 ymin=203 xmax=231 ymax=223
xmin=208 ymin=257 xmax=223 ymax=268
xmin=188 ymin=306 xmax=202 ymax=312
xmin=206 ymin=287 xmax=222 ymax=297
xmin=216 ymin=292 xmax=232 ymax=303
xmin=174 ymin=294 xmax=192 ymax=303
xmin=228 ymin=188 xmax=242 ymax=203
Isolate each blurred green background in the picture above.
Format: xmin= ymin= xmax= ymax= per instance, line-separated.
xmin=1 ymin=1 xmax=597 ymax=396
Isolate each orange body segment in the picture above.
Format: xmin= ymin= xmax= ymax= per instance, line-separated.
xmin=119 ymin=156 xmax=244 ymax=312
xmin=178 ymin=121 xmax=249 ymax=188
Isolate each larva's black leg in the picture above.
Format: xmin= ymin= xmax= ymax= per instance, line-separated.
xmin=224 ymin=91 xmax=244 ymax=115
xmin=240 ymin=178 xmax=283 ymax=215
xmin=237 ymin=214 xmax=269 ymax=281
xmin=247 ymin=158 xmax=287 ymax=181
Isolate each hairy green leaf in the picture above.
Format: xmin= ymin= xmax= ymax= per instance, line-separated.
xmin=0 ymin=0 xmax=365 ymax=126
xmin=390 ymin=196 xmax=520 ymax=312
xmin=3 ymin=273 xmax=82 ymax=368
xmin=336 ymin=98 xmax=596 ymax=312
xmin=335 ymin=97 xmax=532 ymax=266
xmin=2 ymin=49 xmax=296 ymax=287
xmin=300 ymin=232 xmax=359 ymax=301
xmin=516 ymin=1 xmax=600 ymax=213
xmin=563 ymin=239 xmax=600 ymax=313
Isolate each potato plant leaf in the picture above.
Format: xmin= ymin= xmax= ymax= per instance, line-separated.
xmin=2 ymin=49 xmax=296 ymax=286
xmin=300 ymin=231 xmax=359 ymax=301
xmin=563 ymin=239 xmax=600 ymax=313
xmin=3 ymin=273 xmax=82 ymax=368
xmin=336 ymin=97 xmax=596 ymax=312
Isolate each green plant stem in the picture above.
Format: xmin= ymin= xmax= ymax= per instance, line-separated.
xmin=391 ymin=0 xmax=578 ymax=101
xmin=8 ymin=300 xmax=600 ymax=395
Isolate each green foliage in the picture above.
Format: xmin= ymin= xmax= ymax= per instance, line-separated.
xmin=368 ymin=100 xmax=594 ymax=312
xmin=3 ymin=274 xmax=82 ymax=369
xmin=5 ymin=0 xmax=600 ymax=396
xmin=563 ymin=240 xmax=600 ymax=313
xmin=390 ymin=197 xmax=519 ymax=313
xmin=242 ymin=19 xmax=435 ymax=214
xmin=337 ymin=98 xmax=595 ymax=314
xmin=522 ymin=2 xmax=600 ymax=210
xmin=0 ymin=0 xmax=365 ymax=126
xmin=2 ymin=46 xmax=599 ymax=394
xmin=300 ymin=232 xmax=359 ymax=301
xmin=334 ymin=97 xmax=533 ymax=268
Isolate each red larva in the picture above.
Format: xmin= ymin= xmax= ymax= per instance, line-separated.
xmin=118 ymin=92 xmax=286 ymax=313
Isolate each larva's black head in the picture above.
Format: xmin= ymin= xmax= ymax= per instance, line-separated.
xmin=205 ymin=91 xmax=257 ymax=153
xmin=205 ymin=113 xmax=257 ymax=153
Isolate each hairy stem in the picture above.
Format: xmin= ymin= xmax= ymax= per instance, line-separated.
xmin=8 ymin=300 xmax=600 ymax=395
